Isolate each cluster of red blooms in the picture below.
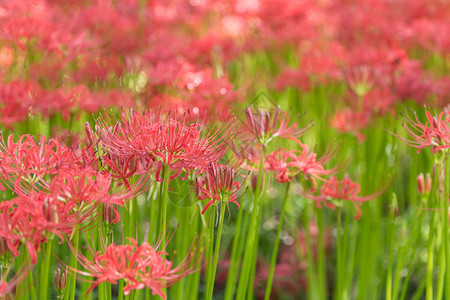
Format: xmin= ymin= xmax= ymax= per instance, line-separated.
xmin=0 ymin=107 xmax=243 ymax=297
xmin=238 ymin=105 xmax=381 ymax=219
xmin=0 ymin=133 xmax=148 ymax=264
xmin=1 ymin=0 xmax=449 ymax=135
xmin=0 ymin=101 xmax=387 ymax=297
xmin=396 ymin=109 xmax=450 ymax=154
xmin=75 ymin=238 xmax=196 ymax=299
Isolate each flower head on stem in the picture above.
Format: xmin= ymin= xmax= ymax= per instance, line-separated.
xmin=395 ymin=108 xmax=450 ymax=154
xmin=93 ymin=109 xmax=237 ymax=181
xmin=304 ymin=175 xmax=384 ymax=220
xmin=196 ymin=164 xmax=246 ymax=215
xmin=264 ymin=143 xmax=340 ymax=190
xmin=70 ymin=237 xmax=199 ymax=299
xmin=242 ymin=105 xmax=312 ymax=147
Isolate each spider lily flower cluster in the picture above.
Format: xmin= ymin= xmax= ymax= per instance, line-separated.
xmin=397 ymin=109 xmax=450 ymax=154
xmin=1 ymin=0 xmax=449 ymax=298
xmin=74 ymin=238 xmax=197 ymax=299
xmin=92 ymin=110 xmax=236 ymax=181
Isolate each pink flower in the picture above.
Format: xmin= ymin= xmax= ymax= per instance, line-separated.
xmin=396 ymin=109 xmax=450 ymax=154
xmin=264 ymin=144 xmax=338 ymax=190
xmin=93 ymin=109 xmax=236 ymax=181
xmin=196 ymin=164 xmax=244 ymax=214
xmin=242 ymin=106 xmax=312 ymax=146
xmin=73 ymin=238 xmax=197 ymax=299
xmin=307 ymin=176 xmax=383 ymax=220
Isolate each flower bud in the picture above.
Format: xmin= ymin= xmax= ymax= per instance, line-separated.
xmin=417 ymin=173 xmax=432 ymax=195
xmin=54 ymin=265 xmax=67 ymax=298
xmin=417 ymin=173 xmax=425 ymax=195
xmin=103 ymin=204 xmax=118 ymax=225
xmin=251 ymin=171 xmax=264 ymax=193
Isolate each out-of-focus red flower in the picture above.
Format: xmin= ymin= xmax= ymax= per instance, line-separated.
xmin=264 ymin=144 xmax=338 ymax=190
xmin=0 ymin=47 xmax=13 ymax=68
xmin=243 ymin=105 xmax=312 ymax=146
xmin=331 ymin=108 xmax=371 ymax=142
xmin=307 ymin=175 xmax=383 ymax=219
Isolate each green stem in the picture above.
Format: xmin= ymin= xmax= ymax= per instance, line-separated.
xmin=264 ymin=182 xmax=290 ymax=300
xmin=235 ymin=149 xmax=265 ymax=300
xmin=336 ymin=206 xmax=343 ymax=300
xmin=224 ymin=202 xmax=250 ymax=300
xmin=64 ymin=226 xmax=80 ymax=300
xmin=205 ymin=201 xmax=227 ymax=300
xmin=399 ymin=209 xmax=424 ymax=300
xmin=426 ymin=200 xmax=436 ymax=300
xmin=316 ymin=207 xmax=327 ymax=300
xmin=118 ymin=280 xmax=124 ymax=300
xmin=27 ymin=256 xmax=37 ymax=300
xmin=39 ymin=237 xmax=54 ymax=300
xmin=385 ymin=196 xmax=397 ymax=300
xmin=437 ymin=231 xmax=445 ymax=300
xmin=204 ymin=211 xmax=215 ymax=300
xmin=444 ymin=158 xmax=450 ymax=300
xmin=157 ymin=165 xmax=170 ymax=299
xmin=160 ymin=165 xmax=170 ymax=249
xmin=302 ymin=202 xmax=318 ymax=300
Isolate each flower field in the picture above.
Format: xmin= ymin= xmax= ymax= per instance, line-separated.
xmin=0 ymin=0 xmax=449 ymax=299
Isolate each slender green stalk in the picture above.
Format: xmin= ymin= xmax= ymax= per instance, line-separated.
xmin=39 ymin=237 xmax=54 ymax=300
xmin=27 ymin=256 xmax=37 ymax=300
xmin=316 ymin=207 xmax=328 ymax=300
xmin=247 ymin=222 xmax=261 ymax=300
xmin=336 ymin=206 xmax=343 ymax=300
xmin=426 ymin=200 xmax=436 ymax=300
xmin=118 ymin=280 xmax=124 ymax=300
xmin=235 ymin=150 xmax=265 ymax=300
xmin=155 ymin=165 xmax=170 ymax=299
xmin=223 ymin=198 xmax=246 ymax=300
xmin=436 ymin=231 xmax=445 ymax=300
xmin=160 ymin=165 xmax=170 ymax=250
xmin=264 ymin=182 xmax=290 ymax=300
xmin=205 ymin=201 xmax=227 ymax=300
xmin=385 ymin=195 xmax=397 ymax=300
xmin=394 ymin=209 xmax=424 ymax=300
xmin=299 ymin=201 xmax=318 ymax=300
xmin=444 ymin=158 xmax=450 ymax=300
xmin=64 ymin=225 xmax=80 ymax=300
xmin=399 ymin=210 xmax=425 ymax=300
xmin=204 ymin=210 xmax=215 ymax=300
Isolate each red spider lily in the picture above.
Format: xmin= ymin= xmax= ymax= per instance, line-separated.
xmin=72 ymin=238 xmax=198 ymax=299
xmin=93 ymin=109 xmax=236 ymax=182
xmin=331 ymin=108 xmax=371 ymax=142
xmin=0 ymin=134 xmax=77 ymax=195
xmin=264 ymin=144 xmax=339 ymax=190
xmin=307 ymin=176 xmax=383 ymax=220
xmin=101 ymin=154 xmax=145 ymax=189
xmin=49 ymin=168 xmax=147 ymax=224
xmin=0 ymin=192 xmax=86 ymax=264
xmin=242 ymin=106 xmax=312 ymax=146
xmin=344 ymin=65 xmax=374 ymax=98
xmin=196 ymin=164 xmax=245 ymax=214
xmin=395 ymin=109 xmax=450 ymax=154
